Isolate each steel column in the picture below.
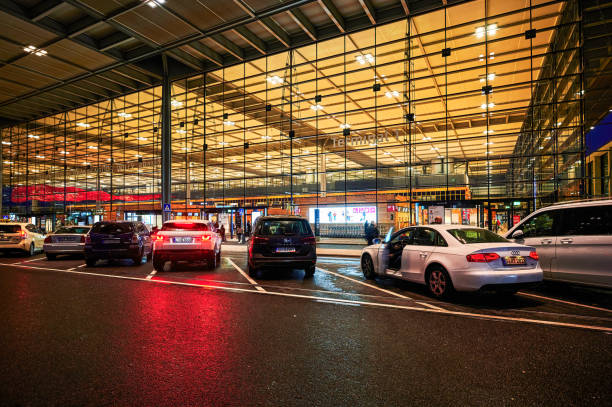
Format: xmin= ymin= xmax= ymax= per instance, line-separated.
xmin=161 ymin=55 xmax=172 ymax=222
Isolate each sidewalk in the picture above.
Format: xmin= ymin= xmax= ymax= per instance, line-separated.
xmin=222 ymin=238 xmax=363 ymax=258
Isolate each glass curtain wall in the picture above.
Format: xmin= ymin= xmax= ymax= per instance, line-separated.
xmin=1 ymin=0 xmax=583 ymax=236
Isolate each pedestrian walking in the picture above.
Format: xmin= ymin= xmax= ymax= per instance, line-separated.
xmin=236 ymin=225 xmax=243 ymax=243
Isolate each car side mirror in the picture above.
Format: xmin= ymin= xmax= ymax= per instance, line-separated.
xmin=511 ymin=229 xmax=524 ymax=240
xmin=373 ymin=238 xmax=381 ymax=245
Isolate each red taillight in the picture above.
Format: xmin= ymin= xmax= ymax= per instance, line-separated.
xmin=466 ymin=253 xmax=500 ymax=263
xmin=44 ymin=236 xmax=52 ymax=243
xmin=301 ymin=236 xmax=316 ymax=245
xmin=529 ymin=251 xmax=539 ymax=260
xmin=20 ymin=230 xmax=27 ymax=239
xmin=155 ymin=234 xmax=164 ymax=241
xmin=252 ymin=236 xmax=269 ymax=244
xmin=201 ymin=235 xmax=211 ymax=241
xmin=80 ymin=235 xmax=86 ymax=243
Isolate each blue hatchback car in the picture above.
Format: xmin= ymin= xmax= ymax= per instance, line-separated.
xmin=85 ymin=221 xmax=152 ymax=267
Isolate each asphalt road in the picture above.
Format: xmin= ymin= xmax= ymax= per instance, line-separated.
xmin=0 ymin=251 xmax=611 ymax=406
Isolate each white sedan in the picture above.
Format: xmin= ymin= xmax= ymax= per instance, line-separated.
xmin=360 ymin=225 xmax=543 ymax=298
xmin=153 ymin=220 xmax=222 ymax=271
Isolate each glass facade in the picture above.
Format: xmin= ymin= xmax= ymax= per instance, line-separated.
xmin=1 ymin=0 xmax=588 ymax=236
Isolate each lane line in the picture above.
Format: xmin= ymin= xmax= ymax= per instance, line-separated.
xmin=66 ymin=267 xmax=76 ymax=271
xmin=2 ymin=261 xmax=611 ymax=333
xmin=227 ymin=258 xmax=265 ymax=292
xmin=518 ymin=291 xmax=612 ymax=313
xmin=315 ymin=265 xmax=448 ymax=311
xmin=77 ymin=264 xmax=86 ymax=268
xmin=146 ymin=269 xmax=157 ymax=280
xmin=21 ymin=257 xmax=46 ymax=263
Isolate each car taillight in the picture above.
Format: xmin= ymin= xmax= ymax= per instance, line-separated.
xmin=20 ymin=230 xmax=27 ymax=239
xmin=44 ymin=236 xmax=52 ymax=243
xmin=201 ymin=235 xmax=212 ymax=241
xmin=301 ymin=236 xmax=316 ymax=245
xmin=155 ymin=235 xmax=164 ymax=241
xmin=252 ymin=236 xmax=269 ymax=244
xmin=80 ymin=235 xmax=86 ymax=243
xmin=85 ymin=235 xmax=91 ymax=244
xmin=466 ymin=253 xmax=500 ymax=263
xmin=529 ymin=251 xmax=539 ymax=260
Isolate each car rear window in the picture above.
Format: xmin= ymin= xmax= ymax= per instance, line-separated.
xmin=161 ymin=222 xmax=210 ymax=231
xmin=91 ymin=223 xmax=133 ymax=234
xmin=0 ymin=225 xmax=21 ymax=233
xmin=256 ymin=219 xmax=311 ymax=236
xmin=56 ymin=227 xmax=90 ymax=234
xmin=448 ymin=228 xmax=508 ymax=244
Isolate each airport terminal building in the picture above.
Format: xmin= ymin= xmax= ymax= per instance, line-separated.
xmin=0 ymin=0 xmax=610 ymax=236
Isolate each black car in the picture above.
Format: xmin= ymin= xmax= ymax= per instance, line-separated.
xmin=85 ymin=221 xmax=152 ymax=267
xmin=247 ymin=216 xmax=316 ymax=277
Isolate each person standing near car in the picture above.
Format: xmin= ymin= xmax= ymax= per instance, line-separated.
xmin=236 ymin=225 xmax=243 ymax=243
xmin=366 ymin=222 xmax=379 ymax=245
xmin=219 ymin=225 xmax=226 ymax=242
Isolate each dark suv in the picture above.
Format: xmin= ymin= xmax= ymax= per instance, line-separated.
xmin=248 ymin=216 xmax=316 ymax=277
xmin=85 ymin=221 xmax=152 ymax=267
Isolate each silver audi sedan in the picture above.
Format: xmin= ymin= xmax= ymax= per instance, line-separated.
xmin=43 ymin=225 xmax=91 ymax=260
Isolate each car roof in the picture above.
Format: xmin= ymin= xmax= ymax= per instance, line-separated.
xmin=257 ymin=215 xmax=306 ymax=220
xmin=0 ymin=222 xmax=27 ymax=226
xmin=163 ymin=219 xmax=210 ymax=224
xmin=403 ymin=224 xmax=485 ymax=231
xmin=540 ymin=198 xmax=612 ymax=211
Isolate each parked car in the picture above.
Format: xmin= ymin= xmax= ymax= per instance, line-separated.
xmin=152 ymin=220 xmax=222 ymax=271
xmin=505 ymin=199 xmax=612 ymax=289
xmin=360 ymin=225 xmax=542 ymax=298
xmin=43 ymin=226 xmax=91 ymax=260
xmin=247 ymin=215 xmax=317 ymax=277
xmin=85 ymin=221 xmax=152 ymax=267
xmin=0 ymin=222 xmax=45 ymax=256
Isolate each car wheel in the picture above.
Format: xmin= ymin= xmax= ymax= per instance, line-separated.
xmin=208 ymin=252 xmax=217 ymax=270
xmin=146 ymin=251 xmax=152 ymax=262
xmin=46 ymin=253 xmax=56 ymax=260
xmin=361 ymin=254 xmax=376 ymax=280
xmin=248 ymin=263 xmax=258 ymax=277
xmin=216 ymin=248 xmax=221 ymax=263
xmin=304 ymin=264 xmax=316 ymax=278
xmin=85 ymin=258 xmax=97 ymax=267
xmin=426 ymin=266 xmax=454 ymax=299
xmin=153 ymin=258 xmax=164 ymax=272
xmin=25 ymin=243 xmax=35 ymax=257
xmin=132 ymin=248 xmax=143 ymax=266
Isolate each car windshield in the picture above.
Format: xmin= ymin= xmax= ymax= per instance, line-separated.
xmin=56 ymin=227 xmax=90 ymax=234
xmin=0 ymin=225 xmax=21 ymax=233
xmin=91 ymin=223 xmax=133 ymax=234
xmin=448 ymin=228 xmax=508 ymax=244
xmin=162 ymin=222 xmax=210 ymax=231
xmin=257 ymin=219 xmax=311 ymax=236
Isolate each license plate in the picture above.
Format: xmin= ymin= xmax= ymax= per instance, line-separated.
xmin=173 ymin=237 xmax=193 ymax=243
xmin=503 ymin=256 xmax=526 ymax=265
xmin=58 ymin=237 xmax=73 ymax=242
xmin=275 ymin=247 xmax=295 ymax=253
xmin=102 ymin=239 xmax=120 ymax=244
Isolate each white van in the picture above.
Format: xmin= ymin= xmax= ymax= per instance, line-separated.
xmin=505 ymin=199 xmax=612 ymax=289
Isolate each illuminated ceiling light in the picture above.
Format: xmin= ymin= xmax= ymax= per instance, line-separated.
xmin=223 ymin=119 xmax=235 ymax=126
xmin=310 ymin=104 xmax=324 ymax=111
xmin=355 ymin=53 xmax=375 ymax=65
xmin=59 ymin=150 xmax=69 ymax=154
xmin=82 ymin=162 xmax=90 ymax=165
xmin=266 ymin=75 xmax=283 ymax=85
xmin=219 ymin=141 xmax=228 ymax=146
xmin=383 ymin=151 xmax=391 ymax=155
xmin=171 ymin=99 xmax=183 ymax=108
xmin=117 ymin=112 xmax=132 ymax=118
xmin=36 ymin=155 xmax=45 ymax=159
xmin=485 ymin=151 xmax=493 ymax=154
xmin=556 ymin=122 xmax=562 ymax=126
xmin=231 ymin=158 xmax=237 ymax=162
xmin=480 ymin=102 xmax=495 ymax=109
xmin=2 ymin=141 xmax=12 ymax=145
xmin=135 ymin=154 xmax=143 ymax=158
xmin=76 ymin=122 xmax=90 ymax=128
xmin=265 ymin=154 xmax=272 ymax=159
xmin=3 ymin=161 xmax=13 ymax=164
xmin=539 ymin=146 xmax=544 ymax=150
xmin=385 ymin=90 xmax=400 ymax=98
xmin=303 ymin=150 xmax=310 ymax=154
xmin=262 ymin=135 xmax=271 ymax=140
xmin=489 ymin=52 xmax=495 ymax=60
xmin=479 ymin=54 xmax=484 ymax=62
xmin=590 ymin=126 xmax=595 ymax=130
xmin=181 ymin=147 xmax=191 ymax=152
xmin=483 ymin=129 xmax=494 ymax=134
xmin=430 ymin=147 xmax=439 ymax=151
xmin=27 ymin=134 xmax=40 ymax=139
xmin=87 ymin=145 xmax=97 ymax=150
xmin=479 ymin=73 xmax=496 ymax=82
xmin=137 ymin=137 xmax=147 ymax=141
xmin=422 ymin=136 xmax=432 ymax=141
xmin=24 ymin=45 xmax=47 ymax=56
xmin=176 ymin=129 xmax=186 ymax=134
xmin=484 ymin=141 xmax=494 ymax=145
xmin=545 ymin=136 xmax=551 ymax=140
xmin=339 ymin=123 xmax=351 ymax=129
xmin=144 ymin=0 xmax=165 ymax=8
xmin=394 ymin=158 xmax=402 ymax=162
xmin=475 ymin=24 xmax=498 ymax=38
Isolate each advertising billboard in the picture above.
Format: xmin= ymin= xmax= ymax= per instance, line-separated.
xmin=308 ymin=206 xmax=377 ymax=224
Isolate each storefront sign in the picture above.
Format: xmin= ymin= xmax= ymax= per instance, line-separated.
xmin=428 ymin=206 xmax=445 ymax=224
xmin=308 ymin=206 xmax=376 ymax=224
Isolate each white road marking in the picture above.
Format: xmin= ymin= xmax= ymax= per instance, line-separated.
xmin=21 ymin=257 xmax=46 ymax=263
xmin=66 ymin=267 xmax=76 ymax=271
xmin=2 ymin=261 xmax=612 ymax=333
xmin=77 ymin=264 xmax=86 ymax=268
xmin=146 ymin=269 xmax=157 ymax=280
xmin=518 ymin=292 xmax=612 ymax=313
xmin=227 ymin=258 xmax=265 ymax=292
xmin=316 ymin=266 xmax=446 ymax=311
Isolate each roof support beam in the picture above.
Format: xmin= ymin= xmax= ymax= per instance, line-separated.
xmin=30 ymin=0 xmax=64 ymax=22
xmin=187 ymin=42 xmax=223 ymax=66
xmin=260 ymin=17 xmax=291 ymax=47
xmin=210 ymin=34 xmax=244 ymax=60
xmin=317 ymin=0 xmax=345 ymax=33
xmin=232 ymin=26 xmax=266 ymax=55
xmin=287 ymin=8 xmax=317 ymax=41
xmin=357 ymin=0 xmax=377 ymax=25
